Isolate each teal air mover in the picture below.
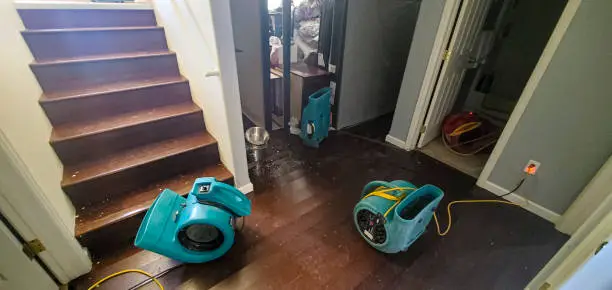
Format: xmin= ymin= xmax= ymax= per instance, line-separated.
xmin=135 ymin=178 xmax=251 ymax=263
xmin=354 ymin=180 xmax=443 ymax=253
xmin=300 ymin=87 xmax=331 ymax=148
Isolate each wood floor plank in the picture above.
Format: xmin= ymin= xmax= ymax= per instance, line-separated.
xmin=70 ymin=130 xmax=568 ymax=290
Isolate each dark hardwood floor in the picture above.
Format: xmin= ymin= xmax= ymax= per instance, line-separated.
xmin=71 ymin=130 xmax=567 ymax=290
xmin=341 ymin=113 xmax=394 ymax=142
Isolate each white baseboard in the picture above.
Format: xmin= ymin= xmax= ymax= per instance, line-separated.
xmin=385 ymin=134 xmax=407 ymax=149
xmin=478 ymin=180 xmax=561 ymax=223
xmin=238 ymin=182 xmax=254 ymax=195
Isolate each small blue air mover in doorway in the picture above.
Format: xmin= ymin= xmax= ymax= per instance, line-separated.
xmin=135 ymin=177 xmax=251 ymax=263
xmin=354 ymin=180 xmax=443 ymax=253
xmin=300 ymin=87 xmax=331 ymax=148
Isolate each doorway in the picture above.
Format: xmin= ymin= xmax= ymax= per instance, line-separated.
xmin=413 ymin=0 xmax=567 ymax=178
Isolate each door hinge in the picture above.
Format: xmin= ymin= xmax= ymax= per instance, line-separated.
xmin=22 ymin=238 xmax=46 ymax=260
xmin=443 ymin=50 xmax=451 ymax=61
xmin=419 ymin=125 xmax=427 ymax=134
xmin=539 ymin=282 xmax=551 ymax=290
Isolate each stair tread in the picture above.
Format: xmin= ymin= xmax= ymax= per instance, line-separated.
xmin=41 ymin=76 xmax=187 ymax=101
xmin=31 ymin=51 xmax=174 ymax=66
xmin=75 ymin=163 xmax=232 ymax=236
xmin=62 ymin=131 xmax=216 ymax=187
xmin=23 ymin=26 xmax=162 ymax=34
xmin=51 ymin=102 xmax=200 ymax=142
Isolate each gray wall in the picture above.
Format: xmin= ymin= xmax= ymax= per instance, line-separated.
xmin=488 ymin=0 xmax=612 ymax=214
xmin=230 ymin=0 xmax=265 ymax=126
xmin=387 ymin=0 xmax=446 ymax=141
xmin=484 ymin=0 xmax=567 ymax=112
xmin=337 ymin=0 xmax=421 ymax=129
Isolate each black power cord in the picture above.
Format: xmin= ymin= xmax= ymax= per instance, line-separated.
xmin=127 ymin=263 xmax=184 ymax=290
xmin=498 ymin=175 xmax=527 ymax=198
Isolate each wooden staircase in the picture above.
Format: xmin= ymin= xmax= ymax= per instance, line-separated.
xmin=18 ymin=8 xmax=233 ymax=259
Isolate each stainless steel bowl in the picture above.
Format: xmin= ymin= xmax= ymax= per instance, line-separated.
xmin=245 ymin=127 xmax=270 ymax=147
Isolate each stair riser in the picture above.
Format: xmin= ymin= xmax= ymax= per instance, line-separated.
xmin=18 ymin=9 xmax=157 ymax=29
xmin=52 ymin=111 xmax=205 ymax=166
xmin=78 ymin=178 xmax=235 ymax=259
xmin=23 ymin=28 xmax=168 ymax=62
xmin=64 ymin=144 xmax=222 ymax=208
xmin=41 ymin=81 xmax=192 ymax=125
xmin=31 ymin=54 xmax=180 ymax=94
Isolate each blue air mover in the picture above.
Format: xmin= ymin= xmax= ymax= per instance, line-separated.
xmin=354 ymin=180 xmax=443 ymax=253
xmin=135 ymin=177 xmax=251 ymax=263
xmin=300 ymin=87 xmax=331 ymax=148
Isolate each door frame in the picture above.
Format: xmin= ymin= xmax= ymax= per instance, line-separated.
xmin=403 ymin=0 xmax=462 ymax=151
xmin=416 ymin=0 xmax=493 ymax=148
xmin=0 ymin=212 xmax=58 ymax=287
xmin=404 ymin=0 xmax=580 ymax=188
xmin=475 ymin=0 xmax=579 ymax=187
xmin=0 ymin=130 xmax=91 ymax=284
xmin=526 ymin=194 xmax=612 ymax=289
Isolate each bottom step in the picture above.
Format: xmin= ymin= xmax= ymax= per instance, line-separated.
xmin=76 ymin=164 xmax=233 ymax=260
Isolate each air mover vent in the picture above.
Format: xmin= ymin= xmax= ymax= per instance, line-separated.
xmin=178 ymin=224 xmax=224 ymax=252
xmin=356 ymin=209 xmax=386 ymax=244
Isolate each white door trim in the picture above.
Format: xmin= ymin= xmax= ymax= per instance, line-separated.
xmin=526 ymin=193 xmax=612 ymax=289
xmin=556 ymin=155 xmax=612 ymax=235
xmin=403 ymin=0 xmax=462 ymax=151
xmin=408 ymin=0 xmax=580 ymax=159
xmin=0 ymin=130 xmax=91 ymax=284
xmin=475 ymin=0 xmax=581 ymax=187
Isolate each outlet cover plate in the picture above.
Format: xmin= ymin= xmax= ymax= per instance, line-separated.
xmin=524 ymin=160 xmax=541 ymax=175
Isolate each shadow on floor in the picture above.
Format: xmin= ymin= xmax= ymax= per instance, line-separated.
xmin=340 ymin=113 xmax=394 ymax=142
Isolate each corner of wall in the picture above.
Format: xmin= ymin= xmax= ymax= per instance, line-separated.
xmin=208 ymin=0 xmax=251 ymax=189
xmin=152 ymin=0 xmax=251 ymax=189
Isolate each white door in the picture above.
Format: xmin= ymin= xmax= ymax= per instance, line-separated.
xmin=0 ymin=218 xmax=56 ymax=290
xmin=417 ymin=0 xmax=492 ymax=147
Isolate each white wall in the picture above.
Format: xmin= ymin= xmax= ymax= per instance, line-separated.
xmin=153 ymin=0 xmax=251 ymax=190
xmin=0 ymin=0 xmax=75 ymax=232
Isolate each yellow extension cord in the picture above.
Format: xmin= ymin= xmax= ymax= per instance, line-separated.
xmin=363 ymin=186 xmax=520 ymax=237
xmin=433 ymin=199 xmax=518 ymax=236
xmin=87 ymin=269 xmax=163 ymax=290
xmin=90 ymin=187 xmax=519 ymax=289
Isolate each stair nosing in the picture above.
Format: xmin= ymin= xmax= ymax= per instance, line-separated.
xmin=51 ymin=103 xmax=201 ymax=143
xmin=74 ymin=165 xmax=233 ymax=236
xmin=30 ymin=51 xmax=175 ymax=67
xmin=22 ymin=26 xmax=163 ymax=34
xmin=62 ymin=132 xmax=217 ymax=188
xmin=39 ymin=76 xmax=188 ymax=103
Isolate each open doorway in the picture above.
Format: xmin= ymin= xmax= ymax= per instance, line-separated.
xmin=230 ymin=0 xmax=425 ymax=141
xmin=414 ymin=0 xmax=567 ymax=177
xmin=230 ymin=0 xmax=336 ymax=133
xmin=333 ymin=0 xmax=422 ymax=141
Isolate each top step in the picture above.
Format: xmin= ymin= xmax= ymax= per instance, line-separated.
xmin=18 ymin=8 xmax=156 ymax=30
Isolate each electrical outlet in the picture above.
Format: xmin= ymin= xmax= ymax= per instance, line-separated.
xmin=524 ymin=160 xmax=541 ymax=175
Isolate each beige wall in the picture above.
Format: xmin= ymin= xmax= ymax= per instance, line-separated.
xmin=0 ymin=1 xmax=75 ymax=231
xmin=153 ymin=0 xmax=251 ymax=189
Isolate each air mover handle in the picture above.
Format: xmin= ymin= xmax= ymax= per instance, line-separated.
xmin=190 ymin=177 xmax=251 ymax=217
